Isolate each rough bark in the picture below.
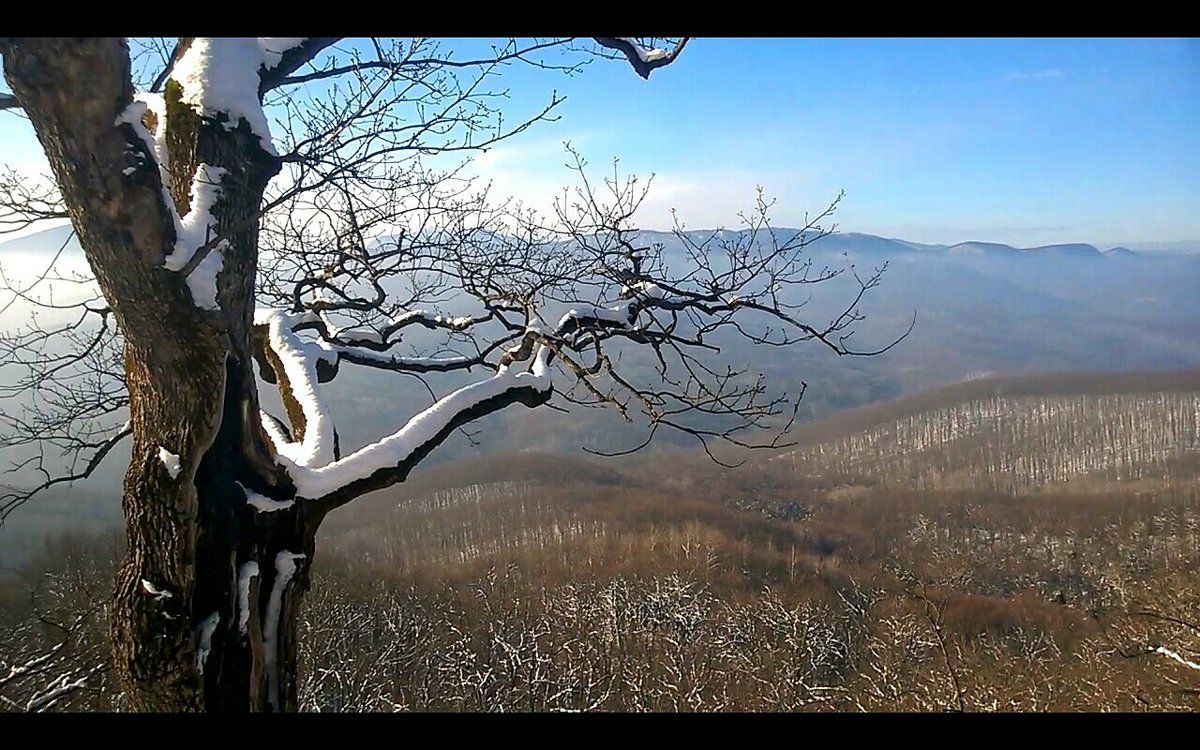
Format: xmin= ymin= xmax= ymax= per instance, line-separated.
xmin=2 ymin=37 xmax=316 ymax=712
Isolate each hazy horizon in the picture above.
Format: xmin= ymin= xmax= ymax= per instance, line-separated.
xmin=1 ymin=218 xmax=1197 ymax=257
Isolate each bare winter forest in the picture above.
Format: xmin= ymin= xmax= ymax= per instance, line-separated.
xmin=4 ymin=369 xmax=1197 ymax=711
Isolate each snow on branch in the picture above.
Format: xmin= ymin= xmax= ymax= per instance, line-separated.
xmin=253 ymin=138 xmax=906 ymax=476
xmin=594 ymin=37 xmax=690 ymax=79
xmin=284 ymin=346 xmax=552 ymax=502
xmin=253 ymin=305 xmax=554 ymax=501
xmin=1 ymin=604 xmax=107 ymax=713
xmin=240 ymin=481 xmax=295 ymax=513
xmin=254 ymin=309 xmax=338 ymax=467
xmin=171 ymin=38 xmax=295 ymax=155
xmin=308 ymin=309 xmax=495 ymax=352
xmin=23 ymin=671 xmax=95 ymax=713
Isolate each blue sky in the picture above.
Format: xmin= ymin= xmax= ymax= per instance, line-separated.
xmin=2 ymin=38 xmax=1196 ymax=247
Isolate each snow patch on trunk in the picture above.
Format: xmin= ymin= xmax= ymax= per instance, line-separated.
xmin=194 ymin=611 xmax=220 ymax=675
xmin=140 ymin=579 xmax=173 ymax=601
xmin=162 ymin=164 xmax=228 ymax=310
xmin=116 ymin=97 xmax=230 ymax=311
xmin=157 ymin=447 xmax=182 ymax=479
xmin=236 ymin=561 xmax=259 ymax=636
xmin=264 ymin=551 xmax=305 ymax=712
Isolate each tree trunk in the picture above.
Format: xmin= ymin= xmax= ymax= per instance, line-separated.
xmin=2 ymin=38 xmax=319 ymax=712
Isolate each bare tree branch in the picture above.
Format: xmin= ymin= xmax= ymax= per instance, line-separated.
xmin=594 ymin=37 xmax=690 ymax=79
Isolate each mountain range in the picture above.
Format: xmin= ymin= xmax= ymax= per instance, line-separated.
xmin=2 ymin=223 xmax=1198 ymax=470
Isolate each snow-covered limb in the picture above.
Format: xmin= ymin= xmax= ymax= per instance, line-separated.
xmin=256 ymin=309 xmax=338 ymax=468
xmin=284 ymin=346 xmax=553 ymax=501
xmin=322 ymin=324 xmax=386 ymax=346
xmin=594 ymin=37 xmax=689 ymax=79
xmin=23 ymin=670 xmax=95 ymax=713
xmin=266 ymin=307 xmax=495 ymax=369
xmin=258 ymin=38 xmax=311 ymax=71
xmin=300 ymin=308 xmax=496 ymax=356
xmin=616 ymin=38 xmax=670 ymax=64
xmin=332 ymin=347 xmax=486 ymax=374
xmin=259 ymin=411 xmax=294 ymax=454
xmin=254 ymin=307 xmax=521 ymax=469
xmin=1 ymin=640 xmax=68 ymax=683
xmin=622 ymin=281 xmax=668 ymax=300
xmin=557 ymin=301 xmax=638 ymax=336
xmin=388 ymin=309 xmax=482 ymax=333
xmin=241 ymin=483 xmax=296 ymax=513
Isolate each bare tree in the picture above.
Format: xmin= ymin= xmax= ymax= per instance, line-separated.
xmin=0 ymin=37 xmax=897 ymax=712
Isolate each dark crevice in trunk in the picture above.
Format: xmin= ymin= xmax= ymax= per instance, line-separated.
xmin=191 ymin=354 xmax=322 ymax=711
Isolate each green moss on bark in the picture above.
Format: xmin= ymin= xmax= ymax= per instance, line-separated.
xmin=164 ymin=78 xmax=200 ymax=216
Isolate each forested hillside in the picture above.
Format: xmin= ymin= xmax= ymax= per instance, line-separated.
xmin=4 ymin=369 xmax=1196 ymax=711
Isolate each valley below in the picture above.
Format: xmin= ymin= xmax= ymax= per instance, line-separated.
xmin=4 ymin=367 xmax=1197 ymax=711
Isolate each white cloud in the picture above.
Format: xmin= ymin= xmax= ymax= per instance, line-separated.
xmin=631 ymin=170 xmax=830 ymax=231
xmin=1005 ymin=68 xmax=1066 ymax=82
xmin=463 ymin=136 xmax=832 ymax=232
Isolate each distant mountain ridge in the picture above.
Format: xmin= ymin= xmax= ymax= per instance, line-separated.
xmin=2 ymin=222 xmax=1199 ymax=481
xmin=3 ymin=223 xmax=1197 ymax=260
